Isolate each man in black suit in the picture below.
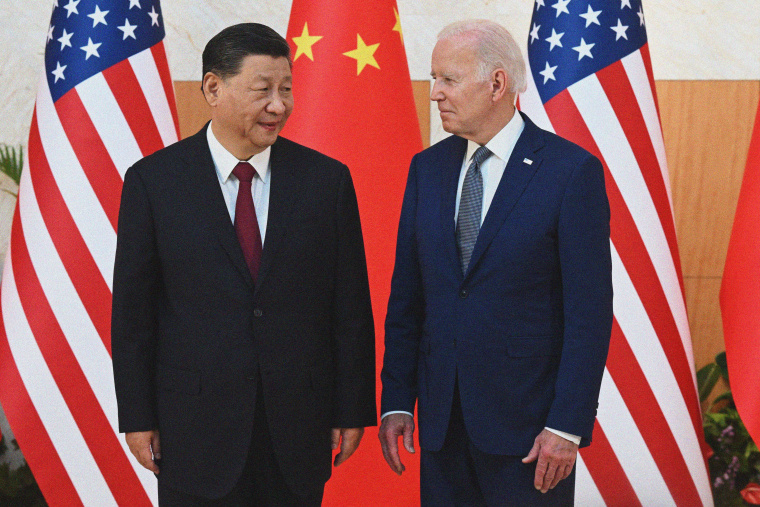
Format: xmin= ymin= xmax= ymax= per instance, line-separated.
xmin=112 ymin=23 xmax=376 ymax=505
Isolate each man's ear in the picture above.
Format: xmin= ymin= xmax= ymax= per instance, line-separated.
xmin=490 ymin=68 xmax=509 ymax=102
xmin=202 ymin=72 xmax=222 ymax=106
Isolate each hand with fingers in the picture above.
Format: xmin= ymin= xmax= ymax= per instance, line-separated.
xmin=378 ymin=413 xmax=415 ymax=475
xmin=126 ymin=430 xmax=161 ymax=474
xmin=522 ymin=429 xmax=578 ymax=493
xmin=331 ymin=427 xmax=365 ymax=467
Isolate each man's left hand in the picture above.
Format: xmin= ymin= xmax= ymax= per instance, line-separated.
xmin=522 ymin=429 xmax=578 ymax=493
xmin=331 ymin=427 xmax=364 ymax=467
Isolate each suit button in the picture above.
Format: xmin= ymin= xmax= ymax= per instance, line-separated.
xmin=459 ymin=289 xmax=468 ymax=299
xmin=253 ymin=309 xmax=263 ymax=317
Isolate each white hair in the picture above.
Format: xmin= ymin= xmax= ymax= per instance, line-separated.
xmin=438 ymin=19 xmax=527 ymax=94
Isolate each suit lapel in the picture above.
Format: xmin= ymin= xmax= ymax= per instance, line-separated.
xmin=254 ymin=137 xmax=303 ymax=292
xmin=181 ymin=123 xmax=254 ymax=289
xmin=440 ymin=136 xmax=468 ymax=281
xmin=465 ymin=114 xmax=545 ymax=279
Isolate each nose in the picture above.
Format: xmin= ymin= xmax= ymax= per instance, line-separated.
xmin=267 ymin=93 xmax=287 ymax=115
xmin=430 ymin=79 xmax=444 ymax=102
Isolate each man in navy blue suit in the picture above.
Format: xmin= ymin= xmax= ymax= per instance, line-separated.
xmin=378 ymin=19 xmax=613 ymax=506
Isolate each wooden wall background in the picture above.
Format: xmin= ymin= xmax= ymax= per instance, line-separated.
xmin=174 ymin=79 xmax=760 ymax=379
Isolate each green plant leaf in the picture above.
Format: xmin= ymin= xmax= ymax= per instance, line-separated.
xmin=716 ymin=351 xmax=730 ymax=386
xmin=697 ymin=363 xmax=721 ymax=402
xmin=0 ymin=441 xmax=45 ymax=505
xmin=0 ymin=144 xmax=23 ymax=186
xmin=705 ymin=412 xmax=724 ymax=423
xmin=711 ymin=391 xmax=735 ymax=411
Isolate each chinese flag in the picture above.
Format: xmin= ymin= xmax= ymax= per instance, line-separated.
xmin=720 ymin=98 xmax=760 ymax=447
xmin=283 ymin=1 xmax=423 ymax=505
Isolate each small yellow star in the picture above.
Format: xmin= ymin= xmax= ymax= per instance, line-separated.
xmin=292 ymin=22 xmax=323 ymax=62
xmin=343 ymin=34 xmax=380 ymax=75
xmin=393 ymin=7 xmax=403 ymax=44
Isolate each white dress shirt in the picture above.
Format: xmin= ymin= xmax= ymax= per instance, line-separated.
xmin=383 ymin=110 xmax=581 ymax=446
xmin=206 ymin=122 xmax=271 ymax=245
xmin=455 ymin=109 xmax=524 ymax=225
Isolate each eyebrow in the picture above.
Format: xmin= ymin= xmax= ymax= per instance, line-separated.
xmin=252 ymin=73 xmax=293 ymax=82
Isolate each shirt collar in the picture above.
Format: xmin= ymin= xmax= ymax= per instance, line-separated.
xmin=465 ymin=109 xmax=525 ymax=165
xmin=206 ymin=121 xmax=271 ymax=183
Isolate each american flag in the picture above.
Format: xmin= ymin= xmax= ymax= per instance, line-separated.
xmin=0 ymin=0 xmax=178 ymax=504
xmin=519 ymin=0 xmax=713 ymax=505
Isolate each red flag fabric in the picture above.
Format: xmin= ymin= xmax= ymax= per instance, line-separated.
xmin=283 ymin=2 xmax=422 ymax=505
xmin=520 ymin=0 xmax=713 ymax=504
xmin=720 ymin=98 xmax=760 ymax=448
xmin=0 ymin=0 xmax=177 ymax=504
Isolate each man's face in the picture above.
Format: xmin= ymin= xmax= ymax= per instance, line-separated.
xmin=209 ymin=54 xmax=293 ymax=157
xmin=430 ymin=35 xmax=494 ymax=142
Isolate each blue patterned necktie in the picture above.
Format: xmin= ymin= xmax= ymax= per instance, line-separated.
xmin=456 ymin=145 xmax=492 ymax=274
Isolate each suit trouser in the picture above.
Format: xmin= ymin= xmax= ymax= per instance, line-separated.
xmin=158 ymin=373 xmax=324 ymax=507
xmin=420 ymin=381 xmax=575 ymax=507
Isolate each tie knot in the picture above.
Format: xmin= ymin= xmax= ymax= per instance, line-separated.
xmin=233 ymin=162 xmax=256 ymax=184
xmin=471 ymin=146 xmax=491 ymax=167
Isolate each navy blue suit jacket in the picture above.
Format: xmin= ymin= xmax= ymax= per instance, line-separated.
xmin=381 ymin=112 xmax=613 ymax=456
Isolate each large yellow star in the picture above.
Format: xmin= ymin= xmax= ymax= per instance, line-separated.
xmin=292 ymin=22 xmax=322 ymax=62
xmin=343 ymin=34 xmax=380 ymax=75
xmin=393 ymin=7 xmax=403 ymax=44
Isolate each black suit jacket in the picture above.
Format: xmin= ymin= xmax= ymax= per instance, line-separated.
xmin=112 ymin=125 xmax=376 ymax=498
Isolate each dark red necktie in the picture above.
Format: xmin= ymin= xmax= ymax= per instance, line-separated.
xmin=232 ymin=162 xmax=262 ymax=280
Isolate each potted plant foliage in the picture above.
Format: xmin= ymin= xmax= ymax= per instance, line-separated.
xmin=699 ymin=351 xmax=760 ymax=505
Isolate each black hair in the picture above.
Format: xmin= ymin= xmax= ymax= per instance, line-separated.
xmin=202 ymin=23 xmax=291 ymax=80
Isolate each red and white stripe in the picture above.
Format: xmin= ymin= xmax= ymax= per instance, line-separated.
xmin=520 ymin=44 xmax=713 ymax=506
xmin=0 ymin=42 xmax=178 ymax=506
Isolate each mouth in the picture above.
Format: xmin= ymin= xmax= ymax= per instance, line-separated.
xmin=259 ymin=121 xmax=280 ymax=132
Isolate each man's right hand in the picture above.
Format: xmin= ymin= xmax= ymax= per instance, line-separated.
xmin=378 ymin=413 xmax=415 ymax=475
xmin=126 ymin=430 xmax=161 ymax=474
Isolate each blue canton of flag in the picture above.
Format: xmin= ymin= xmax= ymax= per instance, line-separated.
xmin=528 ymin=0 xmax=647 ymax=104
xmin=45 ymin=0 xmax=165 ymax=102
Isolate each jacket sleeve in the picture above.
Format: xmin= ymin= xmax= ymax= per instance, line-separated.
xmin=545 ymin=153 xmax=613 ymax=445
xmin=330 ymin=165 xmax=377 ymax=428
xmin=111 ymin=166 xmax=161 ymax=433
xmin=380 ymin=155 xmax=424 ymax=416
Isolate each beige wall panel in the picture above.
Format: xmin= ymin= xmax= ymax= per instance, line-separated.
xmin=658 ymin=80 xmax=759 ymax=278
xmin=175 ymin=81 xmax=211 ymax=139
xmin=685 ymin=276 xmax=726 ymax=372
xmin=412 ymin=81 xmax=431 ymax=149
